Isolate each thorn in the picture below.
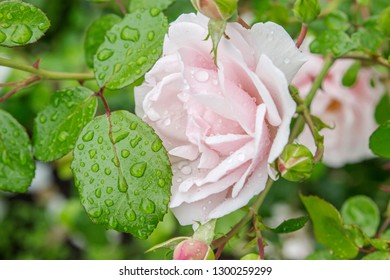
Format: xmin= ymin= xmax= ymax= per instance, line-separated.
xmin=32 ymin=59 xmax=41 ymax=69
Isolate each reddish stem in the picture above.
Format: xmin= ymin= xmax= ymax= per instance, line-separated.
xmin=94 ymin=86 xmax=110 ymax=117
xmin=296 ymin=23 xmax=308 ymax=48
xmin=237 ymin=17 xmax=251 ymax=29
xmin=0 ymin=75 xmax=40 ymax=103
xmin=116 ymin=0 xmax=127 ymax=15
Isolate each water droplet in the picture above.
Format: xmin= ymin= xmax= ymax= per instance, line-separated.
xmin=105 ymin=199 xmax=114 ymax=207
xmin=150 ymin=8 xmax=161 ymax=17
xmin=106 ymin=187 xmax=113 ymax=194
xmin=106 ymin=32 xmax=117 ymax=43
xmin=163 ymin=118 xmax=171 ymax=126
xmin=195 ymin=70 xmax=209 ymax=82
xmin=180 ymin=165 xmax=192 ymax=175
xmin=158 ymin=178 xmax=165 ymax=187
xmin=120 ymin=26 xmax=140 ymax=42
xmin=108 ymin=216 xmax=118 ymax=228
xmin=121 ymin=149 xmax=130 ymax=158
xmin=77 ymin=143 xmax=84 ymax=150
xmin=66 ymin=101 xmax=75 ymax=108
xmin=112 ymin=131 xmax=129 ymax=144
xmin=38 ymin=22 xmax=49 ymax=31
xmin=95 ymin=188 xmax=102 ymax=198
xmin=11 ymin=24 xmax=33 ymax=44
xmin=50 ymin=112 xmax=58 ymax=121
xmin=283 ymin=58 xmax=291 ymax=64
xmin=126 ymin=48 xmax=133 ymax=57
xmin=134 ymin=190 xmax=140 ymax=196
xmin=130 ymin=122 xmax=138 ymax=130
xmin=113 ymin=63 xmax=122 ymax=73
xmin=39 ymin=115 xmax=47 ymax=124
xmin=6 ymin=13 xmax=13 ymax=20
xmin=267 ymin=31 xmax=274 ymax=41
xmin=89 ymin=149 xmax=97 ymax=159
xmin=118 ymin=176 xmax=128 ymax=193
xmin=104 ymin=168 xmax=111 ymax=175
xmin=130 ymin=135 xmax=142 ymax=148
xmin=0 ymin=30 xmax=6 ymax=43
xmin=147 ymin=31 xmax=155 ymax=41
xmin=135 ymin=69 xmax=141 ymax=75
xmin=130 ymin=162 xmax=147 ymax=178
xmin=139 ymin=217 xmax=146 ymax=223
xmin=140 ymin=198 xmax=155 ymax=214
xmin=125 ymin=209 xmax=136 ymax=221
xmin=90 ymin=208 xmax=103 ymax=218
xmin=97 ymin=136 xmax=103 ymax=144
xmin=136 ymin=56 xmax=147 ymax=66
xmin=91 ymin=163 xmax=100 ymax=172
xmin=238 ymin=153 xmax=245 ymax=162
xmin=88 ymin=196 xmax=95 ymax=204
xmin=58 ymin=131 xmax=69 ymax=142
xmin=97 ymin=48 xmax=114 ymax=61
xmin=82 ymin=130 xmax=94 ymax=142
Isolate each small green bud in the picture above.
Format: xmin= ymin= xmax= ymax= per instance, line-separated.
xmin=379 ymin=7 xmax=390 ymax=37
xmin=191 ymin=0 xmax=238 ymax=21
xmin=278 ymin=144 xmax=314 ymax=182
xmin=293 ymin=0 xmax=321 ymax=23
xmin=173 ymin=238 xmax=215 ymax=260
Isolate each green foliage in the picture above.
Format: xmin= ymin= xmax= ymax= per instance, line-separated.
xmin=341 ymin=61 xmax=360 ymax=87
xmin=378 ymin=7 xmax=390 ymax=37
xmin=84 ymin=14 xmax=121 ymax=68
xmin=362 ymin=251 xmax=390 ymax=260
xmin=300 ymin=194 xmax=359 ymax=259
xmin=278 ymin=144 xmax=314 ymax=182
xmin=0 ymin=109 xmax=35 ymax=193
xmin=93 ymin=8 xmax=168 ymax=89
xmin=293 ymin=0 xmax=321 ymax=23
xmin=369 ymin=120 xmax=390 ymax=158
xmin=270 ymin=216 xmax=309 ymax=234
xmin=341 ymin=195 xmax=380 ymax=237
xmin=324 ymin=11 xmax=350 ymax=31
xmin=310 ymin=30 xmax=357 ymax=57
xmin=375 ymin=94 xmax=390 ymax=124
xmin=0 ymin=1 xmax=50 ymax=47
xmin=129 ymin=0 xmax=176 ymax=12
xmin=33 ymin=87 xmax=98 ymax=162
xmin=71 ymin=110 xmax=172 ymax=239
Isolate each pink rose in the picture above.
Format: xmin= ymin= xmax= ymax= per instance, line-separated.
xmin=135 ymin=13 xmax=306 ymax=225
xmin=293 ymin=49 xmax=383 ymax=167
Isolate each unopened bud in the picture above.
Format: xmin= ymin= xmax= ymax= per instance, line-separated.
xmin=191 ymin=0 xmax=238 ymax=21
xmin=173 ymin=238 xmax=214 ymax=260
xmin=293 ymin=0 xmax=321 ymax=23
xmin=278 ymin=144 xmax=314 ymax=182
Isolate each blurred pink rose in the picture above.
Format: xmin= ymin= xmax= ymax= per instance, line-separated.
xmin=135 ymin=13 xmax=306 ymax=225
xmin=293 ymin=49 xmax=383 ymax=167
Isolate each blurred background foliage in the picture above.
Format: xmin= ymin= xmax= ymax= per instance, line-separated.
xmin=0 ymin=0 xmax=389 ymax=260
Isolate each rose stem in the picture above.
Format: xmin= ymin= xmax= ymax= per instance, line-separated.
xmin=295 ymin=23 xmax=308 ymax=48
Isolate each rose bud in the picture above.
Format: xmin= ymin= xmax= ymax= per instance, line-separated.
xmin=173 ymin=238 xmax=214 ymax=260
xmin=293 ymin=0 xmax=321 ymax=23
xmin=277 ymin=144 xmax=314 ymax=182
xmin=190 ymin=0 xmax=238 ymax=21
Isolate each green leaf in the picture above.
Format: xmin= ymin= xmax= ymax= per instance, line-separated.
xmin=342 ymin=61 xmax=360 ymax=87
xmin=129 ymin=0 xmax=176 ymax=12
xmin=94 ymin=9 xmax=168 ymax=89
xmin=33 ymin=87 xmax=98 ymax=162
xmin=305 ymin=250 xmax=339 ymax=260
xmin=378 ymin=7 xmax=390 ymax=37
xmin=369 ymin=120 xmax=390 ymax=158
xmin=374 ymin=94 xmax=390 ymax=125
xmin=324 ymin=10 xmax=350 ymax=31
xmin=0 ymin=1 xmax=50 ymax=47
xmin=362 ymin=251 xmax=390 ymax=260
xmin=310 ymin=30 xmax=357 ymax=57
xmin=369 ymin=238 xmax=389 ymax=251
xmin=300 ymin=194 xmax=359 ymax=259
xmin=0 ymin=109 xmax=35 ymax=193
xmin=270 ymin=216 xmax=309 ymax=234
xmin=84 ymin=14 xmax=121 ymax=68
xmin=341 ymin=195 xmax=380 ymax=237
xmin=71 ymin=110 xmax=172 ymax=239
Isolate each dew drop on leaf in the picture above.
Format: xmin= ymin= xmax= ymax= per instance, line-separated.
xmin=125 ymin=209 xmax=136 ymax=221
xmin=121 ymin=149 xmax=130 ymax=158
xmin=136 ymin=56 xmax=147 ymax=65
xmin=106 ymin=187 xmax=113 ymax=194
xmin=0 ymin=30 xmax=6 ymax=43
xmin=82 ymin=130 xmax=95 ymax=142
xmin=90 ymin=208 xmax=103 ymax=218
xmin=109 ymin=216 xmax=118 ymax=228
xmin=91 ymin=163 xmax=100 ymax=172
xmin=95 ymin=188 xmax=102 ymax=198
xmin=147 ymin=31 xmax=155 ymax=41
xmin=104 ymin=199 xmax=114 ymax=207
xmin=97 ymin=48 xmax=114 ymax=61
xmin=88 ymin=149 xmax=97 ymax=159
xmin=120 ymin=26 xmax=140 ymax=42
xmin=57 ymin=131 xmax=69 ymax=142
xmin=149 ymin=8 xmax=161 ymax=17
xmin=104 ymin=168 xmax=112 ymax=175
xmin=151 ymin=138 xmax=162 ymax=152
xmin=130 ymin=162 xmax=147 ymax=177
xmin=140 ymin=198 xmax=155 ymax=214
xmin=11 ymin=24 xmax=33 ymax=45
xmin=39 ymin=115 xmax=47 ymax=124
